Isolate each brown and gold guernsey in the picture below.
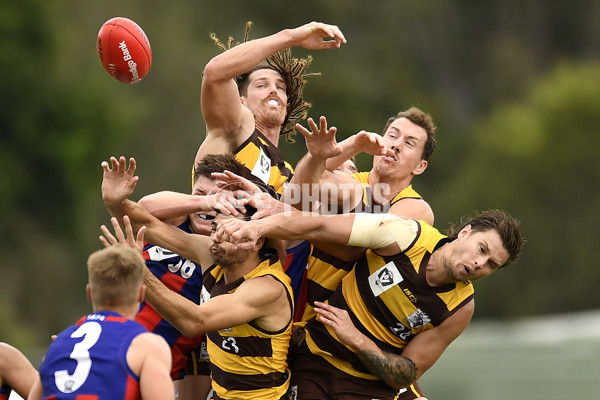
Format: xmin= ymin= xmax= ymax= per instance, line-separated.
xmin=297 ymin=172 xmax=425 ymax=325
xmin=303 ymin=221 xmax=474 ymax=380
xmin=233 ymin=129 xmax=294 ymax=199
xmin=352 ymin=171 xmax=423 ymax=212
xmin=201 ymin=258 xmax=294 ymax=400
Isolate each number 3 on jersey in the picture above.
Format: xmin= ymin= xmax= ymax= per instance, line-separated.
xmin=54 ymin=322 xmax=102 ymax=393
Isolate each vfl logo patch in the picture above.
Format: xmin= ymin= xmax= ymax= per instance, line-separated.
xmin=251 ymin=148 xmax=271 ymax=185
xmin=368 ymin=262 xmax=403 ymax=297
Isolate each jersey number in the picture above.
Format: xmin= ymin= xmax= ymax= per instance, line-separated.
xmin=222 ymin=337 xmax=240 ymax=354
xmin=168 ymin=259 xmax=196 ymax=279
xmin=54 ymin=322 xmax=102 ymax=393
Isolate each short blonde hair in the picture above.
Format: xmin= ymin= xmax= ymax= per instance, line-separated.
xmin=87 ymin=245 xmax=145 ymax=308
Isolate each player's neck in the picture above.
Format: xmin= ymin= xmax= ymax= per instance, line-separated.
xmin=220 ymin=255 xmax=263 ymax=284
xmin=92 ymin=305 xmax=138 ymax=320
xmin=368 ymin=171 xmax=413 ymax=201
xmin=254 ymin=120 xmax=281 ymax=147
xmin=425 ymin=244 xmax=454 ymax=286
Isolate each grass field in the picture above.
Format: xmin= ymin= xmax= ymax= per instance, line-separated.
xmin=420 ymin=310 xmax=600 ymax=399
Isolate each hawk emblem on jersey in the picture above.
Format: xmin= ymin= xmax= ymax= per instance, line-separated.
xmin=406 ymin=309 xmax=431 ymax=329
xmin=146 ymin=245 xmax=178 ymax=261
xmin=368 ymin=262 xmax=403 ymax=297
xmin=251 ymin=148 xmax=271 ymax=185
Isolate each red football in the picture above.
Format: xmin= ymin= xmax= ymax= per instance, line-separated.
xmin=97 ymin=17 xmax=152 ymax=84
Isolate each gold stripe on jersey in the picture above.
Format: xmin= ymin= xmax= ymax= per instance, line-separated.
xmin=297 ymin=245 xmax=355 ymax=326
xmin=304 ymin=221 xmax=474 ymax=380
xmin=233 ymin=129 xmax=293 ymax=198
xmin=299 ymin=173 xmax=425 ymax=324
xmin=352 ymin=171 xmax=423 ymax=208
xmin=203 ymin=258 xmax=293 ymax=400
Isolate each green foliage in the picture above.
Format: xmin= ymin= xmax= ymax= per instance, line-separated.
xmin=440 ymin=61 xmax=600 ymax=317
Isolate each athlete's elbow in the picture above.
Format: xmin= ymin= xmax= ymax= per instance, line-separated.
xmin=202 ymin=57 xmax=229 ymax=84
xmin=179 ymin=321 xmax=204 ymax=338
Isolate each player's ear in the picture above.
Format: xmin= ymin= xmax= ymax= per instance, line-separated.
xmin=86 ymin=284 xmax=92 ymax=303
xmin=138 ymin=285 xmax=146 ymax=303
xmin=411 ymin=159 xmax=428 ymax=176
xmin=255 ymin=236 xmax=265 ymax=251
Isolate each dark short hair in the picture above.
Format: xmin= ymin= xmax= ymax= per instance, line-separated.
xmin=193 ymin=153 xmax=244 ymax=184
xmin=382 ymin=107 xmax=436 ymax=161
xmin=446 ymin=209 xmax=525 ymax=268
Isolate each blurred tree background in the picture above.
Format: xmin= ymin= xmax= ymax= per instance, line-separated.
xmin=1 ymin=0 xmax=599 ymax=363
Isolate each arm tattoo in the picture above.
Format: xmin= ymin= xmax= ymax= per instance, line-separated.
xmin=355 ymin=349 xmax=417 ymax=389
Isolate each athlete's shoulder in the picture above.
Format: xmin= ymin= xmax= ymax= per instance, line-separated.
xmin=129 ymin=331 xmax=172 ymax=369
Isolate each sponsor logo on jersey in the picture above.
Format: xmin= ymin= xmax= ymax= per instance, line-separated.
xmin=402 ymin=288 xmax=418 ymax=303
xmin=368 ymin=262 xmax=403 ymax=297
xmin=146 ymin=245 xmax=178 ymax=261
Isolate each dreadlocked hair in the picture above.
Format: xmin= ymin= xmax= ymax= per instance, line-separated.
xmin=209 ymin=22 xmax=319 ymax=143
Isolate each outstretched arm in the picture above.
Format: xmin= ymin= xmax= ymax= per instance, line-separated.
xmin=100 ymin=156 xmax=213 ymax=266
xmin=199 ymin=22 xmax=346 ymax=159
xmin=284 ymin=117 xmax=359 ymax=211
xmin=138 ymin=190 xmax=247 ymax=222
xmin=141 ymin=266 xmax=288 ymax=337
xmin=215 ymin=211 xmax=409 ymax=256
xmin=325 ymin=130 xmax=393 ymax=171
xmin=215 ymin=210 xmax=357 ymax=248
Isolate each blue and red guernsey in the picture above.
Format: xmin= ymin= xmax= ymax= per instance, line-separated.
xmin=136 ymin=219 xmax=204 ymax=380
xmin=0 ymin=384 xmax=11 ymax=400
xmin=38 ymin=311 xmax=147 ymax=400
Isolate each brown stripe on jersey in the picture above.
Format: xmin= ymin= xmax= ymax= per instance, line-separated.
xmin=305 ymin=278 xmax=334 ymax=308
xmin=202 ymin=264 xmax=218 ymax=290
xmin=233 ymin=128 xmax=293 ymax=199
xmin=206 ymin=331 xmax=273 ymax=357
xmin=210 ymin=362 xmax=288 ymax=392
xmin=306 ymin=317 xmax=372 ymax=374
xmin=211 ymin=275 xmax=245 ymax=297
xmin=305 ymin=288 xmax=401 ymax=375
xmin=311 ymin=246 xmax=356 ymax=271
xmin=353 ymin=253 xmax=410 ymax=331
xmin=440 ymin=293 xmax=474 ymax=321
xmin=329 ymin=287 xmax=402 ymax=354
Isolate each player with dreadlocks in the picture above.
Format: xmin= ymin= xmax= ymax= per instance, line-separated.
xmin=195 ymin=21 xmax=346 ymax=199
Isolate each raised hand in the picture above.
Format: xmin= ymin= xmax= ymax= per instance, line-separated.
xmin=353 ymin=131 xmax=395 ymax=157
xmin=214 ymin=217 xmax=260 ymax=250
xmin=99 ymin=215 xmax=146 ymax=253
xmin=296 ymin=116 xmax=344 ymax=160
xmin=290 ymin=21 xmax=347 ymax=50
xmin=101 ymin=156 xmax=139 ymax=206
xmin=211 ymin=170 xmax=263 ymax=195
xmin=205 ymin=191 xmax=250 ymax=216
